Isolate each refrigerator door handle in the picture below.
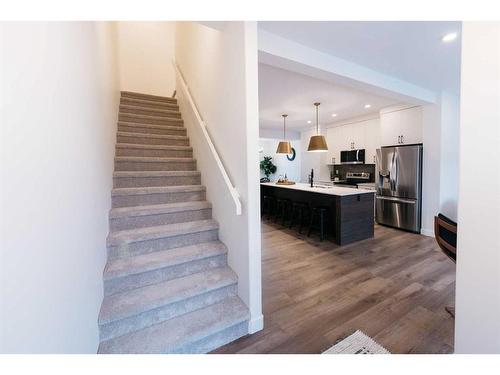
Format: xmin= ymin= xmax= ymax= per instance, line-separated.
xmin=389 ymin=152 xmax=396 ymax=191
xmin=395 ymin=151 xmax=399 ymax=190
xmin=376 ymin=196 xmax=416 ymax=204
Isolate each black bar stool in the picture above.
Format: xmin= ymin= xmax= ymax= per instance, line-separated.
xmin=289 ymin=202 xmax=309 ymax=233
xmin=261 ymin=195 xmax=276 ymax=219
xmin=308 ymin=206 xmax=329 ymax=241
xmin=275 ymin=198 xmax=292 ymax=225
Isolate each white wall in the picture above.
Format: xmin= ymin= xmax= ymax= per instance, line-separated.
xmin=439 ymin=92 xmax=460 ymax=221
xmin=0 ymin=22 xmax=119 ymax=353
xmin=299 ymin=128 xmax=325 ymax=183
xmin=259 ymin=138 xmax=301 ymax=182
xmin=116 ymin=22 xmax=175 ymax=96
xmin=455 ymin=22 xmax=500 ymax=353
xmin=175 ymin=22 xmax=263 ymax=333
xmin=421 ymin=103 xmax=442 ymax=236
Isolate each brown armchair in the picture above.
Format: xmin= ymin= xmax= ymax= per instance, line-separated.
xmin=434 ymin=213 xmax=457 ymax=317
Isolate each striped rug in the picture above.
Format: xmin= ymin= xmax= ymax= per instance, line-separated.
xmin=323 ymin=330 xmax=390 ymax=354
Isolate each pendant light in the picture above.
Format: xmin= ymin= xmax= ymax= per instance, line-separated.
xmin=307 ymin=102 xmax=328 ymax=152
xmin=276 ymin=114 xmax=292 ymax=154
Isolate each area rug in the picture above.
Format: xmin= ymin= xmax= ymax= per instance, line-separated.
xmin=322 ymin=330 xmax=390 ymax=354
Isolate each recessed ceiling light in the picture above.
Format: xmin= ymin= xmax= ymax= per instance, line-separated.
xmin=442 ymin=32 xmax=457 ymax=42
xmin=307 ymin=120 xmax=312 ymax=124
xmin=331 ymin=113 xmax=337 ymax=117
xmin=364 ymin=104 xmax=371 ymax=109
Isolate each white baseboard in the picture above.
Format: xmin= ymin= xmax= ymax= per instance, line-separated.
xmin=247 ymin=314 xmax=264 ymax=334
xmin=421 ymin=228 xmax=434 ymax=237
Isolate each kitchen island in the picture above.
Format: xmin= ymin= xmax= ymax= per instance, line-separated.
xmin=261 ymin=182 xmax=375 ymax=245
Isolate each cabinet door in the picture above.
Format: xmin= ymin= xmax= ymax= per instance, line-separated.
xmin=352 ymin=122 xmax=366 ymax=150
xmin=399 ymin=106 xmax=423 ymax=145
xmin=380 ymin=106 xmax=422 ymax=146
xmin=326 ymin=126 xmax=340 ymax=164
xmin=364 ymin=119 xmax=380 ymax=164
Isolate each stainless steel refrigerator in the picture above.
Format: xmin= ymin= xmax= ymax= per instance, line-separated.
xmin=375 ymin=144 xmax=423 ymax=233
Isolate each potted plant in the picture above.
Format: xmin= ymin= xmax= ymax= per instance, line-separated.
xmin=260 ymin=156 xmax=277 ymax=182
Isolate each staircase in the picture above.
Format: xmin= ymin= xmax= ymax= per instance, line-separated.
xmin=97 ymin=91 xmax=249 ymax=354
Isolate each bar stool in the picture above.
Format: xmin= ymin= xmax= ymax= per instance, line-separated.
xmin=261 ymin=195 xmax=276 ymax=219
xmin=289 ymin=202 xmax=309 ymax=234
xmin=308 ymin=206 xmax=329 ymax=241
xmin=275 ymin=198 xmax=292 ymax=225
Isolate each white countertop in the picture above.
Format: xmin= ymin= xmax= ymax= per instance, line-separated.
xmin=260 ymin=182 xmax=375 ymax=196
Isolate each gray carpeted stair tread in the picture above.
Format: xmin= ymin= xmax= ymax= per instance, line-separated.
xmin=120 ymin=96 xmax=179 ymax=109
xmin=119 ymin=104 xmax=181 ymax=117
xmin=115 ymin=143 xmax=192 ymax=151
xmin=107 ymin=219 xmax=219 ymax=247
xmin=121 ymin=91 xmax=177 ymax=103
xmin=98 ymin=296 xmax=249 ymax=354
xmin=99 ymin=266 xmax=237 ymax=324
xmin=117 ymin=122 xmax=185 ymax=131
xmin=109 ymin=201 xmax=211 ymax=219
xmin=103 ymin=240 xmax=227 ymax=280
xmin=111 ymin=185 xmax=206 ymax=196
xmin=119 ymin=112 xmax=181 ymax=122
xmin=114 ymin=156 xmax=195 ymax=163
xmin=116 ymin=131 xmax=187 ymax=140
xmin=113 ymin=170 xmax=200 ymax=178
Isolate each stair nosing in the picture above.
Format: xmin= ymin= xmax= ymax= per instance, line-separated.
xmin=98 ymin=296 xmax=249 ymax=353
xmin=103 ymin=240 xmax=227 ymax=281
xmin=99 ymin=266 xmax=236 ymax=324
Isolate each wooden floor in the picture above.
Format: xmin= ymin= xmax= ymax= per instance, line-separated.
xmin=213 ymin=219 xmax=455 ymax=354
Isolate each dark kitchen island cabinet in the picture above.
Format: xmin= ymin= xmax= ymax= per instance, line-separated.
xmin=261 ymin=182 xmax=374 ymax=246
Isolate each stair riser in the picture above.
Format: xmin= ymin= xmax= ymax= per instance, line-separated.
xmin=114 ymin=160 xmax=196 ymax=172
xmin=120 ymin=97 xmax=179 ymax=111
xmin=116 ymin=147 xmax=193 ymax=158
xmin=117 ymin=134 xmax=188 ymax=146
xmin=171 ymin=320 xmax=248 ymax=354
xmin=110 ymin=208 xmax=212 ymax=231
xmin=119 ymin=113 xmax=183 ymax=125
xmin=120 ymin=106 xmax=181 ymax=118
xmin=118 ymin=125 xmax=186 ymax=136
xmin=121 ymin=92 xmax=177 ymax=104
xmin=113 ymin=174 xmax=200 ymax=188
xmin=111 ymin=190 xmax=206 ymax=208
xmin=107 ymin=229 xmax=218 ymax=259
xmin=99 ymin=283 xmax=237 ymax=341
xmin=103 ymin=253 xmax=227 ymax=297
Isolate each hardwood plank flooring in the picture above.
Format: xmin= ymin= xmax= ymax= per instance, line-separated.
xmin=213 ymin=220 xmax=455 ymax=354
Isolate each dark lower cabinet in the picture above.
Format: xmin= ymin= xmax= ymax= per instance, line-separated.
xmin=261 ymin=184 xmax=374 ymax=246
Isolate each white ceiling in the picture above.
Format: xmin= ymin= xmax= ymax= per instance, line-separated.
xmin=258 ymin=63 xmax=399 ymax=132
xmin=259 ymin=21 xmax=462 ymax=94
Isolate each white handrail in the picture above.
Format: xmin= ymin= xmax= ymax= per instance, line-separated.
xmin=172 ymin=60 xmax=242 ymax=216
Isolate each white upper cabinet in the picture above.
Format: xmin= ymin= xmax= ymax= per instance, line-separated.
xmin=325 ymin=117 xmax=380 ymax=165
xmin=380 ymin=105 xmax=423 ymax=147
xmin=363 ymin=119 xmax=380 ymax=164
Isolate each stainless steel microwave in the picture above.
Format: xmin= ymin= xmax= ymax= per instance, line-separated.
xmin=340 ymin=149 xmax=365 ymax=164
